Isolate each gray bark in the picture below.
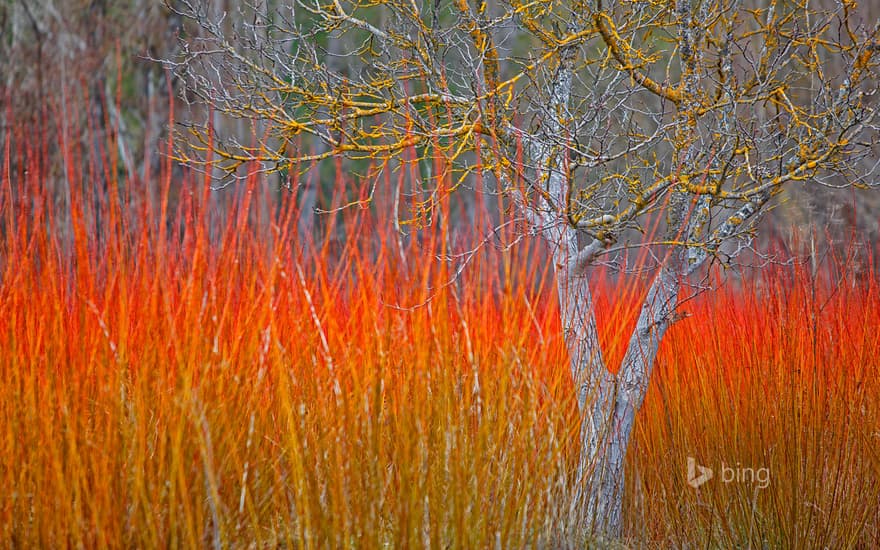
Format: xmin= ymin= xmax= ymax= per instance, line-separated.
xmin=521 ymin=21 xmax=709 ymax=536
xmin=537 ymin=195 xmax=761 ymax=537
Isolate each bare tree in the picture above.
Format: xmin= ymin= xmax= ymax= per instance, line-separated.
xmin=164 ymin=0 xmax=879 ymax=538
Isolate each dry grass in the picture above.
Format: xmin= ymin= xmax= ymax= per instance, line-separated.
xmin=1 ymin=99 xmax=878 ymax=549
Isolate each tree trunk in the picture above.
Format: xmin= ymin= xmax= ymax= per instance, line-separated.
xmin=525 ymin=17 xmax=686 ymax=536
xmin=552 ymin=240 xmax=681 ymax=538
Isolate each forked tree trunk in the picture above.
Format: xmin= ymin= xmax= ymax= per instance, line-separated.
xmin=552 ymin=239 xmax=681 ymax=538
xmin=522 ymin=24 xmax=687 ymax=536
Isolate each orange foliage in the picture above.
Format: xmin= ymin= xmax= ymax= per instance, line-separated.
xmin=1 ymin=98 xmax=879 ymax=548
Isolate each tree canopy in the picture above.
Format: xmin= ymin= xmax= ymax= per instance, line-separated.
xmin=168 ymin=0 xmax=878 ymax=264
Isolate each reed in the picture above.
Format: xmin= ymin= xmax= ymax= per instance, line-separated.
xmin=1 ymin=95 xmax=877 ymax=548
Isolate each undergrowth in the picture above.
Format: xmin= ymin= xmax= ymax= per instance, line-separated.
xmin=1 ymin=96 xmax=878 ymax=549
